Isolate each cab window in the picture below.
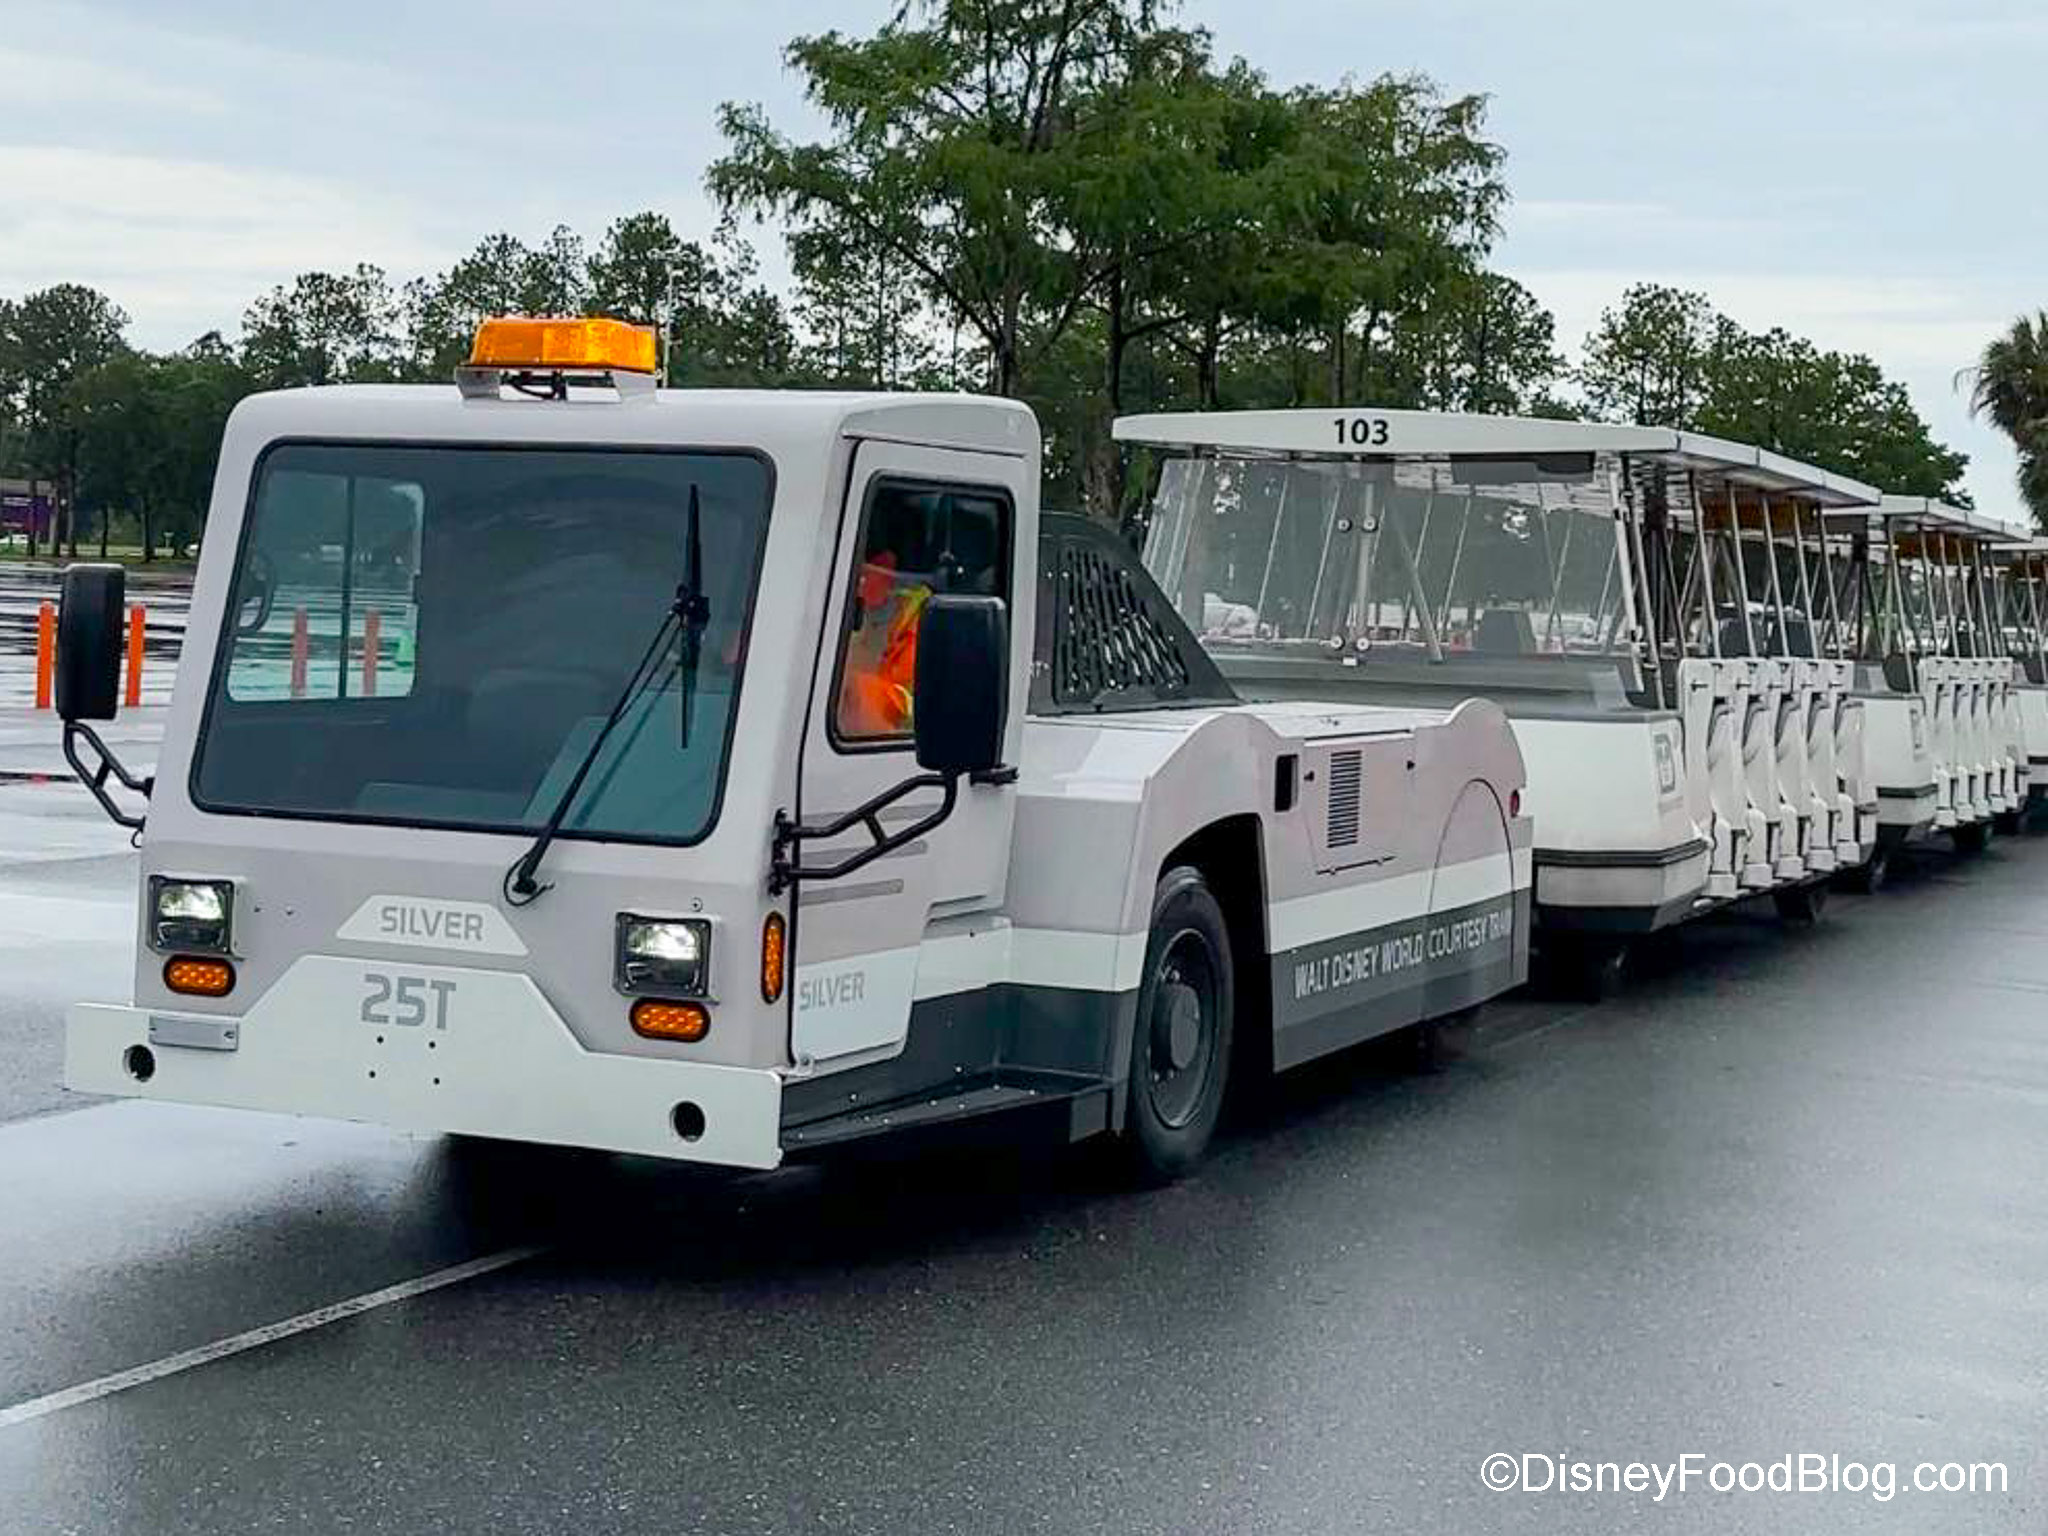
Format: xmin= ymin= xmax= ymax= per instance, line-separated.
xmin=833 ymin=479 xmax=1011 ymax=744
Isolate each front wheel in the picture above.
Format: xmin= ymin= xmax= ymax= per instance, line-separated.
xmin=1953 ymin=822 xmax=1991 ymax=856
xmin=1119 ymin=867 xmax=1235 ymax=1184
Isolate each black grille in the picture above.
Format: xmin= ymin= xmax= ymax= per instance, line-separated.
xmin=1050 ymin=543 xmax=1192 ymax=705
xmin=1326 ymin=750 xmax=1362 ymax=847
xmin=1031 ymin=514 xmax=1234 ymax=716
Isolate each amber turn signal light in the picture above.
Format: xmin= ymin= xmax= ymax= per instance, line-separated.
xmin=761 ymin=912 xmax=787 ymax=1004
xmin=631 ymin=999 xmax=709 ymax=1042
xmin=164 ymin=956 xmax=236 ymax=997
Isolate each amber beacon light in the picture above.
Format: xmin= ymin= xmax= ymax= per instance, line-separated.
xmin=467 ymin=317 xmax=658 ymax=375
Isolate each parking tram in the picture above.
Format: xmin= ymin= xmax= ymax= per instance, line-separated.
xmin=1994 ymin=535 xmax=2048 ymax=818
xmin=1113 ymin=409 xmax=1886 ymax=992
xmin=48 ymin=318 xmax=1535 ymax=1180
xmin=1821 ymin=496 xmax=2029 ymax=876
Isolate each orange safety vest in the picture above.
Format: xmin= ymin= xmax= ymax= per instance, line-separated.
xmin=843 ymin=579 xmax=930 ymax=736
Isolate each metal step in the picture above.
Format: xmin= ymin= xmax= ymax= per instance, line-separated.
xmin=781 ymin=1070 xmax=1110 ymax=1156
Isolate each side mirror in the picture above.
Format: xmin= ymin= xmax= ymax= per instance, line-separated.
xmin=913 ymin=595 xmax=1008 ymax=777
xmin=56 ymin=564 xmax=126 ymax=723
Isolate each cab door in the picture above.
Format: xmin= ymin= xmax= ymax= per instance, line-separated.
xmin=788 ymin=438 xmax=1026 ymax=1068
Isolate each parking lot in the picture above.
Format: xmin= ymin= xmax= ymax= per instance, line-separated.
xmin=1 ymin=706 xmax=2043 ymax=1530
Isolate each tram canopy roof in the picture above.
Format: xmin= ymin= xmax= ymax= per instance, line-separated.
xmin=1822 ymin=495 xmax=2033 ymax=543
xmin=1112 ymin=409 xmax=1883 ymax=508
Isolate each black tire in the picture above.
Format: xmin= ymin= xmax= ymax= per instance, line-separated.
xmin=1995 ymin=809 xmax=2023 ymax=836
xmin=1119 ymin=867 xmax=1234 ymax=1184
xmin=1773 ymin=882 xmax=1829 ymax=926
xmin=1839 ymin=846 xmax=1890 ymax=894
xmin=1953 ymin=821 xmax=1991 ymax=856
xmin=1541 ymin=938 xmax=1628 ymax=1003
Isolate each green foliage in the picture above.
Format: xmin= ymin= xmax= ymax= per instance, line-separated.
xmin=241 ymin=265 xmax=403 ymax=388
xmin=68 ymin=341 xmax=251 ymax=556
xmin=1969 ymin=312 xmax=2048 ymax=526
xmin=712 ymin=0 xmax=1171 ymax=395
xmin=0 ymin=4 xmax=1988 ymax=544
xmin=1379 ymin=272 xmax=1562 ymax=414
xmin=1577 ymin=284 xmax=1718 ymax=427
xmin=1577 ymin=285 xmax=1968 ymax=501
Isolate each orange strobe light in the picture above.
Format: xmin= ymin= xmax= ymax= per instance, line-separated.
xmin=468 ymin=317 xmax=658 ymax=375
xmin=164 ymin=957 xmax=236 ymax=998
xmin=631 ymin=999 xmax=710 ymax=1043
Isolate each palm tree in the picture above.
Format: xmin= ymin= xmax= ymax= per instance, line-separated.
xmin=1969 ymin=312 xmax=2048 ymax=527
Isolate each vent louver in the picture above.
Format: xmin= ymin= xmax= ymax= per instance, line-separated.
xmin=1049 ymin=541 xmax=1192 ymax=706
xmin=1326 ymin=750 xmax=1362 ymax=847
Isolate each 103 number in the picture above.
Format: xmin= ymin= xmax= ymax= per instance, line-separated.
xmin=361 ymin=972 xmax=458 ymax=1031
xmin=1334 ymin=416 xmax=1391 ymax=447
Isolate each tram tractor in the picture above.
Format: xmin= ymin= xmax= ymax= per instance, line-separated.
xmin=1113 ymin=409 xmax=1885 ymax=995
xmin=51 ymin=318 xmax=1534 ymax=1179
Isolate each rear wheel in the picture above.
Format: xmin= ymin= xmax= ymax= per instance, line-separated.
xmin=1839 ymin=845 xmax=1890 ymax=894
xmin=1772 ymin=882 xmax=1829 ymax=926
xmin=1541 ymin=937 xmax=1629 ymax=1003
xmin=1119 ymin=867 xmax=1234 ymax=1183
xmin=1995 ymin=809 xmax=2023 ymax=836
xmin=1953 ymin=821 xmax=1991 ymax=856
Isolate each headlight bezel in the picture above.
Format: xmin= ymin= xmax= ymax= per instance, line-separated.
xmin=614 ymin=913 xmax=715 ymax=1000
xmin=148 ymin=876 xmax=236 ymax=957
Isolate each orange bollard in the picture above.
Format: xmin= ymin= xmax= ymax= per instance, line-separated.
xmin=124 ymin=605 xmax=145 ymax=708
xmin=289 ymin=607 xmax=309 ymax=699
xmin=34 ymin=602 xmax=56 ymax=711
xmin=361 ymin=608 xmax=381 ymax=698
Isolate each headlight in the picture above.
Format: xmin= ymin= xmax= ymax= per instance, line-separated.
xmin=616 ymin=915 xmax=712 ymax=998
xmin=150 ymin=877 xmax=235 ymax=955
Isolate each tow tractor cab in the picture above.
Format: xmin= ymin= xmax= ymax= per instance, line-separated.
xmin=52 ymin=319 xmax=1532 ymax=1178
xmin=1113 ymin=409 xmax=1884 ymax=993
xmin=1823 ymin=496 xmax=2033 ymax=876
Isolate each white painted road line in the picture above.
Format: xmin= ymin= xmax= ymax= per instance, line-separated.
xmin=0 ymin=1245 xmax=545 ymax=1430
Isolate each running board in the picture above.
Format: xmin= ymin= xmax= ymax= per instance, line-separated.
xmin=780 ymin=1070 xmax=1112 ymax=1158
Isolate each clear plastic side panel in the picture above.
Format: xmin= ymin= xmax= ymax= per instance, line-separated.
xmin=1142 ymin=454 xmax=1625 ymax=658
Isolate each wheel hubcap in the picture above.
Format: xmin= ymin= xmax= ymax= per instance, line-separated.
xmin=1147 ymin=931 xmax=1218 ymax=1130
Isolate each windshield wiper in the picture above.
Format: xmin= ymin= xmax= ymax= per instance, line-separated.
xmin=503 ymin=487 xmax=710 ymax=906
xmin=679 ymin=485 xmax=710 ymax=749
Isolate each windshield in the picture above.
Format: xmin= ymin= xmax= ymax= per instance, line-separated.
xmin=193 ymin=443 xmax=772 ymax=845
xmin=1142 ymin=455 xmax=1628 ymax=658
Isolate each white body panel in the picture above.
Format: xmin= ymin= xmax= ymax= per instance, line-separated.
xmin=69 ymin=958 xmax=785 ymax=1168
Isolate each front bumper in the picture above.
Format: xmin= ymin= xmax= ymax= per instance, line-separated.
xmin=66 ymin=955 xmax=784 ymax=1169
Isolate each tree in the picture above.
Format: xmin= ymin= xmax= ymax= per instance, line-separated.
xmin=404 ymin=228 xmax=594 ymax=378
xmin=712 ymin=0 xmax=1171 ymax=396
xmin=1577 ymin=288 xmax=1967 ymax=501
xmin=241 ymin=265 xmax=403 ymax=388
xmin=1279 ymin=76 xmax=1508 ymax=406
xmin=1968 ymin=312 xmax=2048 ymax=526
xmin=0 ymin=284 xmax=129 ymax=555
xmin=1381 ymin=271 xmax=1562 ymax=414
xmin=69 ymin=341 xmax=250 ymax=559
xmin=1576 ymin=284 xmax=1719 ymax=426
xmin=789 ymin=220 xmax=939 ymax=389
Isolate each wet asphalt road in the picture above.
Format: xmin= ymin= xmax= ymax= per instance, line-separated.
xmin=1 ymin=791 xmax=2045 ymax=1532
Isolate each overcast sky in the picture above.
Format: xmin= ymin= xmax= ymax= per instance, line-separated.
xmin=3 ymin=0 xmax=2040 ymax=513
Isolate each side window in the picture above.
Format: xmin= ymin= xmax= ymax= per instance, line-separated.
xmin=833 ymin=479 xmax=1011 ymax=744
xmin=224 ymin=471 xmax=422 ymax=703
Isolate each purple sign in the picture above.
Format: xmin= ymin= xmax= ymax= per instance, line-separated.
xmin=0 ymin=493 xmax=54 ymax=535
